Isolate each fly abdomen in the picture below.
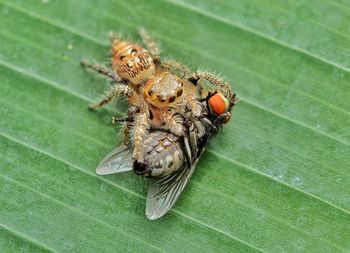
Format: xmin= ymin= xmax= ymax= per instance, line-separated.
xmin=134 ymin=131 xmax=185 ymax=177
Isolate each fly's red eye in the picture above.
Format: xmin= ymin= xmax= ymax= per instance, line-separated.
xmin=208 ymin=93 xmax=227 ymax=115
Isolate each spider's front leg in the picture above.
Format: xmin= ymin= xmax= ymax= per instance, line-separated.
xmin=138 ymin=28 xmax=161 ymax=63
xmin=186 ymin=71 xmax=230 ymax=90
xmin=81 ymin=59 xmax=122 ymax=82
xmin=89 ymin=84 xmax=133 ymax=110
xmin=81 ymin=59 xmax=133 ymax=109
xmin=161 ymin=60 xmax=191 ymax=76
xmin=132 ymin=106 xmax=152 ymax=175
xmin=132 ymin=106 xmax=150 ymax=164
xmin=186 ymin=71 xmax=238 ymax=108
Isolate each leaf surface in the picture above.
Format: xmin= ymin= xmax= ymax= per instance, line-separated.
xmin=0 ymin=0 xmax=349 ymax=252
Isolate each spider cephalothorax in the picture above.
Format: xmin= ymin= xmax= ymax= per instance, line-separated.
xmin=143 ymin=72 xmax=184 ymax=107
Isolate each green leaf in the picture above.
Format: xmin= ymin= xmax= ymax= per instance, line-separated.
xmin=0 ymin=0 xmax=349 ymax=252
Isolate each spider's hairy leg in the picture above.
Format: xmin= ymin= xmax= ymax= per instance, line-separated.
xmin=138 ymin=28 xmax=161 ymax=62
xmin=187 ymin=71 xmax=238 ymax=108
xmin=108 ymin=31 xmax=123 ymax=45
xmin=161 ymin=60 xmax=191 ymax=75
xmin=132 ymin=107 xmax=149 ymax=163
xmin=187 ymin=71 xmax=231 ymax=93
xmin=81 ymin=59 xmax=122 ymax=82
xmin=89 ymin=84 xmax=133 ymax=110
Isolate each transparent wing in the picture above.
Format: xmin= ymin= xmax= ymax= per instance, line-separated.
xmin=145 ymin=159 xmax=200 ymax=220
xmin=96 ymin=144 xmax=133 ymax=175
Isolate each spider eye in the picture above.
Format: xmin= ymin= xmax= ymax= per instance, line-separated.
xmin=120 ymin=55 xmax=126 ymax=61
xmin=131 ymin=49 xmax=137 ymax=55
xmin=208 ymin=93 xmax=228 ymax=115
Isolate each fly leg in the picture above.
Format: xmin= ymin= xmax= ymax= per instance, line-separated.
xmin=123 ymin=121 xmax=132 ymax=145
xmin=179 ymin=119 xmax=198 ymax=166
xmin=81 ymin=59 xmax=123 ymax=82
xmin=138 ymin=28 xmax=161 ymax=63
xmin=212 ymin=112 xmax=232 ymax=126
xmin=111 ymin=116 xmax=128 ymax=124
xmin=111 ymin=116 xmax=132 ymax=145
xmin=123 ymin=106 xmax=138 ymax=145
xmin=187 ymin=121 xmax=198 ymax=162
xmin=199 ymin=116 xmax=219 ymax=134
xmin=89 ymin=84 xmax=133 ymax=109
xmin=112 ymin=106 xmax=137 ymax=145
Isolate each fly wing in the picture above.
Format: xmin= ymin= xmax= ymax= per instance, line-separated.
xmin=145 ymin=158 xmax=200 ymax=220
xmin=96 ymin=144 xmax=133 ymax=175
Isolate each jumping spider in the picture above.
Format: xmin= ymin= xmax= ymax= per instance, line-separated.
xmin=82 ymin=28 xmax=234 ymax=167
xmin=81 ymin=28 xmax=237 ymax=219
